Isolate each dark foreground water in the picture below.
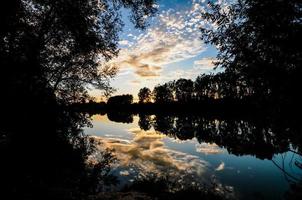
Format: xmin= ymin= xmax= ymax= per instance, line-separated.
xmin=84 ymin=114 xmax=302 ymax=200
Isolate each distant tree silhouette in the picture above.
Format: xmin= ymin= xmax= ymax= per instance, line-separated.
xmin=138 ymin=87 xmax=152 ymax=103
xmin=152 ymin=83 xmax=174 ymax=103
xmin=107 ymin=94 xmax=133 ymax=105
xmin=194 ymin=74 xmax=218 ymax=99
xmin=174 ymin=79 xmax=194 ymax=102
xmin=200 ymin=0 xmax=302 ymax=103
xmin=194 ymin=74 xmax=209 ymax=100
xmin=137 ymin=72 xmax=244 ymax=104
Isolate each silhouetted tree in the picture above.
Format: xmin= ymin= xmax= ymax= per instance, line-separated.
xmin=0 ymin=1 xmax=157 ymax=198
xmin=152 ymin=83 xmax=174 ymax=103
xmin=0 ymin=107 xmax=118 ymax=199
xmin=200 ymin=0 xmax=302 ymax=103
xmin=138 ymin=87 xmax=152 ymax=103
xmin=107 ymin=94 xmax=133 ymax=105
xmin=194 ymin=74 xmax=208 ymax=100
xmin=0 ymin=0 xmax=157 ymax=105
xmin=194 ymin=74 xmax=216 ymax=99
xmin=174 ymin=79 xmax=194 ymax=102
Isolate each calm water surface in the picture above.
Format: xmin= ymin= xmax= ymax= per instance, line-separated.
xmin=84 ymin=114 xmax=302 ymax=200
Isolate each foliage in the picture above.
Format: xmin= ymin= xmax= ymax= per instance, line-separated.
xmin=174 ymin=79 xmax=194 ymax=102
xmin=0 ymin=0 xmax=157 ymax=104
xmin=138 ymin=87 xmax=152 ymax=103
xmin=138 ymin=73 xmax=246 ymax=103
xmin=107 ymin=94 xmax=133 ymax=105
xmin=152 ymin=83 xmax=174 ymax=103
xmin=0 ymin=1 xmax=157 ymax=198
xmin=200 ymin=0 xmax=302 ymax=102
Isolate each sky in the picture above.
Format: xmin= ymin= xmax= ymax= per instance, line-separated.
xmin=90 ymin=0 xmax=220 ymax=101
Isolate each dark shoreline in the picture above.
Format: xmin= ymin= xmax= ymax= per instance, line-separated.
xmin=71 ymin=99 xmax=299 ymax=121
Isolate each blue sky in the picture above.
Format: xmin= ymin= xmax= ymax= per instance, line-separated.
xmin=90 ymin=0 xmax=219 ymax=101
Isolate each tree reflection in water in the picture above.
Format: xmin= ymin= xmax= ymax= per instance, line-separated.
xmin=2 ymin=107 xmax=302 ymax=199
xmin=140 ymin=113 xmax=302 ymax=199
xmin=103 ymin=112 xmax=302 ymax=180
xmin=137 ymin=114 xmax=302 ymax=161
xmin=0 ymin=107 xmax=118 ymax=199
xmin=122 ymin=174 xmax=229 ymax=200
xmin=95 ymin=111 xmax=302 ymax=199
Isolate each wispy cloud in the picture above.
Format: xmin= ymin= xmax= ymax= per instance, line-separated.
xmin=110 ymin=0 xmax=209 ymax=79
xmin=119 ymin=40 xmax=130 ymax=46
xmin=194 ymin=57 xmax=217 ymax=70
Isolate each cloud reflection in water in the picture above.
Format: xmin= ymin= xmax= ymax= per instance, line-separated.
xmin=92 ymin=128 xmax=211 ymax=185
xmin=196 ymin=143 xmax=224 ymax=155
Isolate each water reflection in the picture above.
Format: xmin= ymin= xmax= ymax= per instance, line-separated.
xmin=135 ymin=114 xmax=301 ymax=160
xmin=0 ymin=108 xmax=117 ymax=199
xmin=86 ymin=112 xmax=302 ymax=200
xmin=196 ymin=143 xmax=224 ymax=155
xmin=94 ymin=129 xmax=209 ymax=181
xmin=2 ymin=108 xmax=301 ymax=199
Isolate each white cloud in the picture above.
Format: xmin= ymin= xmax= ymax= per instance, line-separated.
xmin=111 ymin=0 xmax=209 ymax=78
xmin=194 ymin=57 xmax=217 ymax=70
xmin=119 ymin=40 xmax=130 ymax=46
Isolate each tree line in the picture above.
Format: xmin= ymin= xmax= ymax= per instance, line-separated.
xmin=138 ymin=0 xmax=302 ymax=106
xmin=137 ymin=73 xmax=253 ymax=104
xmin=100 ymin=72 xmax=255 ymax=106
xmin=133 ymin=0 xmax=300 ymax=107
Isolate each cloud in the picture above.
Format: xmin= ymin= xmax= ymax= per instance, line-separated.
xmin=135 ymin=65 xmax=160 ymax=77
xmin=130 ymin=80 xmax=141 ymax=85
xmin=154 ymin=57 xmax=218 ymax=82
xmin=194 ymin=57 xmax=217 ymax=70
xmin=110 ymin=1 xmax=208 ymax=78
xmin=122 ymin=55 xmax=162 ymax=77
xmin=119 ymin=40 xmax=130 ymax=46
